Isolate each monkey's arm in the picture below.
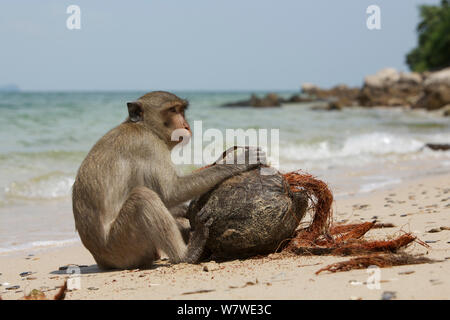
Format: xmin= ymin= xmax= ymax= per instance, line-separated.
xmin=162 ymin=164 xmax=254 ymax=207
xmin=148 ymin=145 xmax=264 ymax=208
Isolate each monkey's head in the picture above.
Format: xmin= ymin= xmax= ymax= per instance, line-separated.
xmin=127 ymin=91 xmax=191 ymax=149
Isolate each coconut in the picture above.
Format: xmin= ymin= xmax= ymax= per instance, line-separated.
xmin=187 ymin=168 xmax=308 ymax=260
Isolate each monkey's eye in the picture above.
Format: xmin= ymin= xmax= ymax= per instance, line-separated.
xmin=169 ymin=107 xmax=177 ymax=113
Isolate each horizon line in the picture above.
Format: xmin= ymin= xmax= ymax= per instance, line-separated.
xmin=0 ymin=88 xmax=305 ymax=93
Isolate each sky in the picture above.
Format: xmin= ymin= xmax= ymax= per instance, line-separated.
xmin=0 ymin=0 xmax=441 ymax=91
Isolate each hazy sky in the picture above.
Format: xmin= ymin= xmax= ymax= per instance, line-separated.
xmin=0 ymin=0 xmax=440 ymax=91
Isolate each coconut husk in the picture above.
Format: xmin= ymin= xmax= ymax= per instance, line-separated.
xmin=189 ymin=166 xmax=430 ymax=273
xmin=316 ymin=253 xmax=436 ymax=274
xmin=187 ymin=168 xmax=309 ymax=259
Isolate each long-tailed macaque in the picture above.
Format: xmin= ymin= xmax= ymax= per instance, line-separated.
xmin=72 ymin=91 xmax=263 ymax=269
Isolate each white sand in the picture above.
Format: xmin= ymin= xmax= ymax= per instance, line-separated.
xmin=0 ymin=173 xmax=449 ymax=300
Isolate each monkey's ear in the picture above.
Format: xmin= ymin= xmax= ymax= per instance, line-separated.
xmin=127 ymin=101 xmax=143 ymax=122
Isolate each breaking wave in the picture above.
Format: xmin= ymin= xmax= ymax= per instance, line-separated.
xmin=4 ymin=172 xmax=75 ymax=200
xmin=282 ymin=132 xmax=445 ymax=163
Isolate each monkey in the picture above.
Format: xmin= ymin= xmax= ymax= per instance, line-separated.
xmin=163 ymin=203 xmax=191 ymax=244
xmin=72 ymin=91 xmax=264 ymax=270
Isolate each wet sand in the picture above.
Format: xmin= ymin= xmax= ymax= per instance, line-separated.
xmin=0 ymin=173 xmax=449 ymax=300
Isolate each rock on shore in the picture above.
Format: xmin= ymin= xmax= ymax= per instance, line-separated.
xmin=306 ymin=67 xmax=450 ymax=113
xmin=303 ymin=83 xmax=360 ymax=110
xmin=358 ymin=68 xmax=423 ymax=107
xmin=222 ymin=93 xmax=281 ymax=108
xmin=413 ymin=68 xmax=450 ymax=110
xmin=221 ymin=67 xmax=450 ymax=114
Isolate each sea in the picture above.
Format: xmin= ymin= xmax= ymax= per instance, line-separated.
xmin=0 ymin=91 xmax=449 ymax=254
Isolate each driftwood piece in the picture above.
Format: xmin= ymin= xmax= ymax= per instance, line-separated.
xmin=187 ymin=169 xmax=308 ymax=260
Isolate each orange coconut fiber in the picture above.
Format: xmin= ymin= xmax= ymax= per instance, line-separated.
xmin=315 ymin=253 xmax=435 ymax=274
xmin=195 ymin=164 xmax=421 ymax=263
xmin=282 ymin=171 xmax=419 ymax=257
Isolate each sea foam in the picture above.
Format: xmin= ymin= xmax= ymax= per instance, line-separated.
xmin=4 ymin=173 xmax=75 ymax=200
xmin=0 ymin=238 xmax=80 ymax=254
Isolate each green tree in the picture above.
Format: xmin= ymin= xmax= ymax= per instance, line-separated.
xmin=406 ymin=0 xmax=450 ymax=72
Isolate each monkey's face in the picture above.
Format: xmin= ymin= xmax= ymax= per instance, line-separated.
xmin=127 ymin=91 xmax=191 ymax=148
xmin=160 ymin=103 xmax=191 ymax=148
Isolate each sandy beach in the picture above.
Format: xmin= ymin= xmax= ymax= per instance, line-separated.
xmin=2 ymin=0 xmax=450 ymax=304
xmin=1 ymin=172 xmax=448 ymax=300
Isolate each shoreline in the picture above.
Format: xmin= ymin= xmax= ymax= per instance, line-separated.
xmin=1 ymin=91 xmax=449 ymax=257
xmin=1 ymin=172 xmax=449 ymax=300
xmin=1 ymin=155 xmax=449 ymax=257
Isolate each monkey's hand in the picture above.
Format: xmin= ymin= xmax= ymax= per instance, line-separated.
xmin=214 ymin=146 xmax=266 ymax=171
xmin=184 ymin=218 xmax=212 ymax=264
xmin=196 ymin=205 xmax=217 ymax=228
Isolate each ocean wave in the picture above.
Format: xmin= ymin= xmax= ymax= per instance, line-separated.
xmin=4 ymin=172 xmax=75 ymax=200
xmin=282 ymin=132 xmax=439 ymax=162
xmin=359 ymin=178 xmax=402 ymax=193
xmin=0 ymin=238 xmax=80 ymax=254
xmin=0 ymin=150 xmax=85 ymax=162
xmin=1 ymin=133 xmax=449 ymax=202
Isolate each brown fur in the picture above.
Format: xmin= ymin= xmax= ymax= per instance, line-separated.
xmin=72 ymin=91 xmax=260 ymax=269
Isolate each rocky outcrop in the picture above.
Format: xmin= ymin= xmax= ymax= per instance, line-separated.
xmin=284 ymin=94 xmax=316 ymax=103
xmin=302 ymin=84 xmax=360 ymax=110
xmin=301 ymin=68 xmax=425 ymax=109
xmin=441 ymin=104 xmax=450 ymax=116
xmin=0 ymin=84 xmax=20 ymax=92
xmin=222 ymin=93 xmax=281 ymax=107
xmin=358 ymin=68 xmax=423 ymax=107
xmin=301 ymin=83 xmax=319 ymax=94
xmin=310 ymin=100 xmax=344 ymax=111
xmin=425 ymin=143 xmax=450 ymax=151
xmin=221 ymin=67 xmax=449 ymax=113
xmin=413 ymin=67 xmax=450 ymax=110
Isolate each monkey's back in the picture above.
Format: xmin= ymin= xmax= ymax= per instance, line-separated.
xmin=72 ymin=124 xmax=146 ymax=250
xmin=187 ymin=169 xmax=308 ymax=260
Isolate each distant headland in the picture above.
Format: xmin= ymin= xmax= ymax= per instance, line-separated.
xmin=0 ymin=84 xmax=20 ymax=92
